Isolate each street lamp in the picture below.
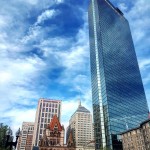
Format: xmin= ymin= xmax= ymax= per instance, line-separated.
xmin=5 ymin=128 xmax=21 ymax=150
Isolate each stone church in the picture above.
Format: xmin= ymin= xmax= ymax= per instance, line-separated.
xmin=39 ymin=115 xmax=75 ymax=150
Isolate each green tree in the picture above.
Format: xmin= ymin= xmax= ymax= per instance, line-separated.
xmin=0 ymin=123 xmax=10 ymax=150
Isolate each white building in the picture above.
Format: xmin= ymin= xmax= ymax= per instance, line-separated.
xmin=32 ymin=98 xmax=61 ymax=146
xmin=67 ymin=101 xmax=94 ymax=150
xmin=17 ymin=122 xmax=34 ymax=150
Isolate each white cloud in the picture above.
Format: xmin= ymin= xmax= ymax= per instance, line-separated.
xmin=21 ymin=0 xmax=39 ymax=5
xmin=125 ymin=0 xmax=150 ymax=45
xmin=2 ymin=108 xmax=36 ymax=135
xmin=139 ymin=58 xmax=150 ymax=70
xmin=21 ymin=9 xmax=59 ymax=46
xmin=16 ymin=0 xmax=63 ymax=7
xmin=35 ymin=9 xmax=57 ymax=25
xmin=21 ymin=26 xmax=41 ymax=44
xmin=118 ymin=3 xmax=127 ymax=11
xmin=58 ymin=45 xmax=88 ymax=70
xmin=0 ymin=55 xmax=46 ymax=115
xmin=0 ymin=15 xmax=9 ymax=27
xmin=0 ymin=55 xmax=45 ymax=84
xmin=0 ymin=71 xmax=12 ymax=84
xmin=0 ymin=0 xmax=85 ymax=135
xmin=56 ymin=0 xmax=64 ymax=3
xmin=60 ymin=22 xmax=89 ymax=70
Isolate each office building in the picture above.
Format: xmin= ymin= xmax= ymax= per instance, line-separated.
xmin=121 ymin=119 xmax=150 ymax=150
xmin=32 ymin=98 xmax=61 ymax=146
xmin=67 ymin=101 xmax=94 ymax=150
xmin=17 ymin=122 xmax=34 ymax=150
xmin=88 ymin=0 xmax=149 ymax=149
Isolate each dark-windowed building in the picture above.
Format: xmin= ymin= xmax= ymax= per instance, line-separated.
xmin=88 ymin=0 xmax=149 ymax=149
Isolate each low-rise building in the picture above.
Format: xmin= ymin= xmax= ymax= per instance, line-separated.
xmin=121 ymin=119 xmax=150 ymax=150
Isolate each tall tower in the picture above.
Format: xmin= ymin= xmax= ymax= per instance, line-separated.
xmin=32 ymin=98 xmax=61 ymax=146
xmin=88 ymin=0 xmax=149 ymax=149
xmin=67 ymin=102 xmax=94 ymax=150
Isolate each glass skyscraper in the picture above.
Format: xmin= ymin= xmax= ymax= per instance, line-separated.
xmin=88 ymin=0 xmax=149 ymax=149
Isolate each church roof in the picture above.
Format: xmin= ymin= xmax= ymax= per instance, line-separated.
xmin=49 ymin=115 xmax=64 ymax=131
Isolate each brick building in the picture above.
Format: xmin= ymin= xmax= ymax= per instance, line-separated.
xmin=121 ymin=119 xmax=150 ymax=150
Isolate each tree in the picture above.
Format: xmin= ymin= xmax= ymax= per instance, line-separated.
xmin=0 ymin=123 xmax=10 ymax=150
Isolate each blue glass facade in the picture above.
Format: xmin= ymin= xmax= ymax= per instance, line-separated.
xmin=88 ymin=0 xmax=149 ymax=149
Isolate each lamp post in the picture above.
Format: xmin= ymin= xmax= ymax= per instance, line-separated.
xmin=5 ymin=128 xmax=21 ymax=150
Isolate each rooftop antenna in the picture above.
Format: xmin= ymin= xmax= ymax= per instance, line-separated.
xmin=78 ymin=100 xmax=81 ymax=107
xmin=77 ymin=87 xmax=82 ymax=107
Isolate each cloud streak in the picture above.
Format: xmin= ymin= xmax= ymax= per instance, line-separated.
xmin=35 ymin=9 xmax=57 ymax=25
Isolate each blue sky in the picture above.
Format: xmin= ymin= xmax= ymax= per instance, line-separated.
xmin=0 ymin=0 xmax=150 ymax=133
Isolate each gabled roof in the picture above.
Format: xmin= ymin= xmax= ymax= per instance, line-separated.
xmin=49 ymin=115 xmax=63 ymax=131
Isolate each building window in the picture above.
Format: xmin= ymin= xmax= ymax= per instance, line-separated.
xmin=40 ymin=129 xmax=42 ymax=134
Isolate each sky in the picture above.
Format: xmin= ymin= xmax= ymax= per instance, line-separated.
xmin=0 ymin=0 xmax=150 ymax=135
